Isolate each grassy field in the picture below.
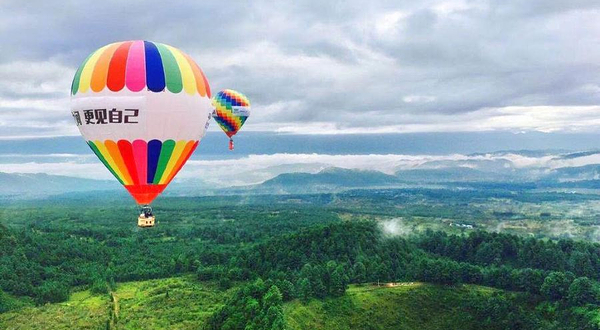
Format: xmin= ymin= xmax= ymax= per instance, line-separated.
xmin=114 ymin=276 xmax=231 ymax=330
xmin=0 ymin=279 xmax=554 ymax=330
xmin=0 ymin=290 xmax=109 ymax=330
xmin=0 ymin=276 xmax=231 ymax=330
xmin=284 ymin=283 xmax=514 ymax=330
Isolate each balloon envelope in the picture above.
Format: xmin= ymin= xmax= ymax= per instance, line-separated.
xmin=70 ymin=40 xmax=212 ymax=205
xmin=212 ymin=89 xmax=251 ymax=138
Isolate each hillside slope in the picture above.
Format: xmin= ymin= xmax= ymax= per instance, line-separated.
xmin=1 ymin=280 xmax=536 ymax=330
xmin=0 ymin=277 xmax=231 ymax=330
xmin=285 ymin=283 xmax=531 ymax=330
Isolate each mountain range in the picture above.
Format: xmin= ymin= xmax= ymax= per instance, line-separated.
xmin=4 ymin=148 xmax=600 ymax=198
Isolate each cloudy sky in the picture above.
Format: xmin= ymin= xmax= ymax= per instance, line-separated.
xmin=1 ymin=0 xmax=600 ymax=138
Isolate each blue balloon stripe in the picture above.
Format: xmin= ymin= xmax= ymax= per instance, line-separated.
xmin=144 ymin=41 xmax=166 ymax=92
xmin=147 ymin=139 xmax=162 ymax=184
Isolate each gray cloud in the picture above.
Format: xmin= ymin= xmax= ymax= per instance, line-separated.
xmin=1 ymin=0 xmax=600 ymax=136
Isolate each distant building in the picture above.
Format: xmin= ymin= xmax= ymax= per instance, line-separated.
xmin=449 ymin=223 xmax=474 ymax=229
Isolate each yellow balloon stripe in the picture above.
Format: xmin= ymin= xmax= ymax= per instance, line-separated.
xmin=183 ymin=52 xmax=207 ymax=97
xmin=78 ymin=44 xmax=112 ymax=93
xmin=166 ymin=45 xmax=197 ymax=95
xmin=159 ymin=140 xmax=187 ymax=184
xmin=93 ymin=140 xmax=127 ymax=184
xmin=104 ymin=140 xmax=134 ymax=185
xmin=163 ymin=140 xmax=196 ymax=184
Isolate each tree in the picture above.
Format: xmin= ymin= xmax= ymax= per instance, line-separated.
xmin=541 ymin=272 xmax=573 ymax=301
xmin=262 ymin=305 xmax=285 ymax=330
xmin=245 ymin=298 xmax=260 ymax=318
xmin=474 ymin=242 xmax=502 ymax=266
xmin=298 ymin=278 xmax=312 ymax=302
xmin=299 ymin=264 xmax=313 ymax=280
xmin=459 ymin=263 xmax=482 ymax=284
xmin=270 ymin=315 xmax=286 ymax=330
xmin=34 ymin=281 xmax=69 ymax=304
xmin=90 ymin=276 xmax=108 ymax=294
xmin=353 ymin=262 xmax=366 ymax=283
xmin=277 ymin=279 xmax=295 ymax=301
xmin=330 ymin=266 xmax=349 ymax=296
xmin=567 ymin=277 xmax=597 ymax=306
xmin=219 ymin=276 xmax=232 ymax=290
xmin=429 ymin=260 xmax=460 ymax=285
xmin=263 ymin=286 xmax=283 ymax=308
xmin=515 ymin=268 xmax=545 ymax=294
xmin=375 ymin=262 xmax=391 ymax=285
xmin=0 ymin=289 xmax=13 ymax=313
xmin=568 ymin=252 xmax=595 ymax=278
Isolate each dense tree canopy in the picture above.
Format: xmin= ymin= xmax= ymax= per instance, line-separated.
xmin=1 ymin=196 xmax=600 ymax=329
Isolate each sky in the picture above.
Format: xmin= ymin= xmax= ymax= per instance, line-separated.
xmin=1 ymin=0 xmax=600 ymax=138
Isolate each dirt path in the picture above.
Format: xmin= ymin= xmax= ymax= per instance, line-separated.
xmin=112 ymin=293 xmax=120 ymax=319
xmin=108 ymin=289 xmax=120 ymax=329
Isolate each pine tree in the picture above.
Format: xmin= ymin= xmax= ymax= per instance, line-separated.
xmin=298 ymin=278 xmax=312 ymax=302
xmin=263 ymin=286 xmax=283 ymax=308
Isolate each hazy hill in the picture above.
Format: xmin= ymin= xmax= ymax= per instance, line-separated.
xmin=545 ymin=164 xmax=600 ymax=181
xmin=221 ymin=163 xmax=329 ymax=186
xmin=395 ymin=167 xmax=494 ymax=182
xmin=554 ymin=150 xmax=600 ymax=160
xmin=258 ymin=167 xmax=403 ymax=193
xmin=0 ymin=172 xmax=118 ymax=197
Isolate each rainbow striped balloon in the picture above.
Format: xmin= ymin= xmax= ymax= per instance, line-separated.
xmin=212 ymin=89 xmax=251 ymax=142
xmin=70 ymin=40 xmax=212 ymax=205
xmin=71 ymin=40 xmax=210 ymax=96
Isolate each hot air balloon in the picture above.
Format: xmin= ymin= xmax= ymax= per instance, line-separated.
xmin=212 ymin=89 xmax=251 ymax=150
xmin=70 ymin=40 xmax=212 ymax=227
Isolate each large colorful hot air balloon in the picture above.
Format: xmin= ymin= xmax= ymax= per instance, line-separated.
xmin=70 ymin=40 xmax=212 ymax=227
xmin=212 ymin=89 xmax=250 ymax=150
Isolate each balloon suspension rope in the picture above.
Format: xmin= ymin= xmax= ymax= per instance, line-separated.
xmin=229 ymin=138 xmax=234 ymax=151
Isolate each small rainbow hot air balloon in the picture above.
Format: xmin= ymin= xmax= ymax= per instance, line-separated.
xmin=70 ymin=40 xmax=212 ymax=227
xmin=212 ymin=89 xmax=251 ymax=150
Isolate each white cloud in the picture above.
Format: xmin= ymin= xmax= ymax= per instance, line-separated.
xmin=265 ymin=106 xmax=600 ymax=134
xmin=0 ymin=60 xmax=72 ymax=96
xmin=0 ymin=60 xmax=75 ymax=137
xmin=374 ymin=11 xmax=408 ymax=36
xmin=402 ymin=95 xmax=437 ymax=103
xmin=1 ymin=1 xmax=600 ymax=138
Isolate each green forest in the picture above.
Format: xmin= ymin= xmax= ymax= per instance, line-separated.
xmin=1 ymin=190 xmax=600 ymax=329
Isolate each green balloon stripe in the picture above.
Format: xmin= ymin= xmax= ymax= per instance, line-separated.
xmin=155 ymin=43 xmax=183 ymax=93
xmin=153 ymin=140 xmax=176 ymax=184
xmin=88 ymin=141 xmax=124 ymax=185
xmin=71 ymin=51 xmax=95 ymax=95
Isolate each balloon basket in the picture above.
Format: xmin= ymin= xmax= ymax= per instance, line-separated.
xmin=229 ymin=139 xmax=234 ymax=151
xmin=138 ymin=205 xmax=155 ymax=228
xmin=138 ymin=215 xmax=155 ymax=227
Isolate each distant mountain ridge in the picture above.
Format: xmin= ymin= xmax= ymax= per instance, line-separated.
xmin=0 ymin=172 xmax=118 ymax=197
xmin=258 ymin=167 xmax=403 ymax=193
xmin=5 ymin=157 xmax=600 ymax=199
xmin=257 ymin=163 xmax=600 ymax=193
